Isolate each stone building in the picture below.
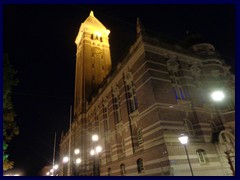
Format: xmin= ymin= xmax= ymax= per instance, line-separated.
xmin=59 ymin=11 xmax=235 ymax=176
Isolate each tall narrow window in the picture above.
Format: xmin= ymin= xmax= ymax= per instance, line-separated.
xmin=183 ymin=118 xmax=195 ymax=136
xmin=108 ymin=168 xmax=111 ymax=176
xmin=167 ymin=59 xmax=186 ymax=100
xmin=196 ymin=149 xmax=207 ymax=164
xmin=122 ymin=139 xmax=125 ymax=153
xmin=120 ymin=164 xmax=125 ymax=176
xmin=103 ymin=97 xmax=109 ymax=130
xmin=124 ymin=72 xmax=138 ymax=113
xmin=137 ymin=128 xmax=143 ymax=145
xmin=112 ymin=85 xmax=121 ymax=124
xmin=137 ymin=158 xmax=144 ymax=173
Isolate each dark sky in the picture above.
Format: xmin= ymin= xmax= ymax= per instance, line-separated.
xmin=3 ymin=4 xmax=235 ymax=176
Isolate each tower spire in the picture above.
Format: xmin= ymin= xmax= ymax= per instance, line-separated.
xmin=90 ymin=10 xmax=94 ymax=17
xmin=136 ymin=17 xmax=145 ymax=38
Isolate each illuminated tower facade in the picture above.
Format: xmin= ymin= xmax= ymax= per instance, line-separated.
xmin=74 ymin=11 xmax=111 ymax=115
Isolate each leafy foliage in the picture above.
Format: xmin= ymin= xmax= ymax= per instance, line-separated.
xmin=3 ymin=54 xmax=19 ymax=171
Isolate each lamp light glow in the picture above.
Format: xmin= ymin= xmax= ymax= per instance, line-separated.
xmin=63 ymin=156 xmax=69 ymax=163
xmin=178 ymin=134 xmax=188 ymax=145
xmin=211 ymin=90 xmax=225 ymax=101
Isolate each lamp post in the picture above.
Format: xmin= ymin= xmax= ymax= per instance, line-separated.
xmin=211 ymin=90 xmax=235 ymax=176
xmin=73 ymin=148 xmax=81 ymax=176
xmin=61 ymin=149 xmax=81 ymax=176
xmin=210 ymin=90 xmax=225 ymax=131
xmin=178 ymin=134 xmax=194 ymax=176
xmin=62 ymin=156 xmax=69 ymax=176
xmin=90 ymin=134 xmax=102 ymax=176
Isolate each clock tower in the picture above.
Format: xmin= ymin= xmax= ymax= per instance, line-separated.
xmin=74 ymin=11 xmax=111 ymax=115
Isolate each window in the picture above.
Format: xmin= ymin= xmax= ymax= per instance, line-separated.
xmin=122 ymin=139 xmax=125 ymax=152
xmin=137 ymin=128 xmax=143 ymax=145
xmin=196 ymin=149 xmax=207 ymax=164
xmin=112 ymin=96 xmax=121 ymax=124
xmin=124 ymin=75 xmax=138 ymax=113
xmin=169 ymin=67 xmax=187 ymax=100
xmin=112 ymin=86 xmax=122 ymax=124
xmin=137 ymin=158 xmax=144 ymax=173
xmin=108 ymin=168 xmax=111 ymax=176
xmin=183 ymin=119 xmax=195 ymax=136
xmin=103 ymin=98 xmax=109 ymax=130
xmin=120 ymin=164 xmax=125 ymax=176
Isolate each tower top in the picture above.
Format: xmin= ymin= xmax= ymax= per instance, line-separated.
xmin=75 ymin=10 xmax=110 ymax=45
xmin=90 ymin=10 xmax=94 ymax=17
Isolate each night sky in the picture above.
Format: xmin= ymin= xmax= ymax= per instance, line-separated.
xmin=3 ymin=4 xmax=235 ymax=176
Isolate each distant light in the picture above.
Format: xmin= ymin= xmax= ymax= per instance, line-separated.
xmin=169 ymin=106 xmax=173 ymax=108
xmin=92 ymin=134 xmax=99 ymax=142
xmin=46 ymin=172 xmax=50 ymax=175
xmin=178 ymin=134 xmax=188 ymax=145
xmin=96 ymin=146 xmax=102 ymax=153
xmin=211 ymin=91 xmax=225 ymax=101
xmin=53 ymin=164 xmax=59 ymax=170
xmin=74 ymin=149 xmax=80 ymax=155
xmin=90 ymin=149 xmax=95 ymax=156
xmin=50 ymin=169 xmax=54 ymax=173
xmin=63 ymin=156 xmax=69 ymax=163
xmin=75 ymin=158 xmax=81 ymax=164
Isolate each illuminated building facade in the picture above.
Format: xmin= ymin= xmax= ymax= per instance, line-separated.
xmin=59 ymin=11 xmax=235 ymax=176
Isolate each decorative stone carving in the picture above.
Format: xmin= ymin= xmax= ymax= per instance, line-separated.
xmin=124 ymin=72 xmax=133 ymax=84
xmin=112 ymin=85 xmax=119 ymax=96
xmin=105 ymin=130 xmax=111 ymax=143
xmin=129 ymin=110 xmax=139 ymax=127
xmin=103 ymin=96 xmax=108 ymax=106
xmin=116 ymin=121 xmax=123 ymax=136
xmin=167 ymin=59 xmax=179 ymax=72
xmin=190 ymin=65 xmax=201 ymax=77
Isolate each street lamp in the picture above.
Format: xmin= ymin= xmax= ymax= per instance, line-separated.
xmin=178 ymin=134 xmax=194 ymax=176
xmin=62 ymin=156 xmax=69 ymax=176
xmin=90 ymin=134 xmax=102 ymax=176
xmin=211 ymin=90 xmax=235 ymax=175
xmin=73 ymin=148 xmax=81 ymax=176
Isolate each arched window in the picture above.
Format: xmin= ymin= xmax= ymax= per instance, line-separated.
xmin=137 ymin=158 xmax=144 ymax=173
xmin=120 ymin=164 xmax=125 ymax=176
xmin=183 ymin=118 xmax=195 ymax=136
xmin=108 ymin=168 xmax=111 ymax=176
xmin=196 ymin=149 xmax=207 ymax=164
